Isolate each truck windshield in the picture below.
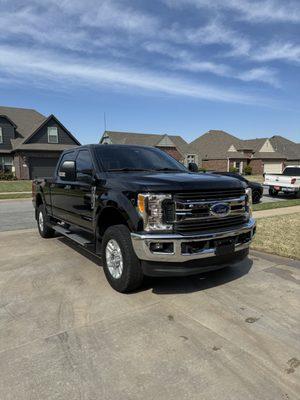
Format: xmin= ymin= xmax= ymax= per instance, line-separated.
xmin=283 ymin=167 xmax=300 ymax=176
xmin=95 ymin=145 xmax=188 ymax=173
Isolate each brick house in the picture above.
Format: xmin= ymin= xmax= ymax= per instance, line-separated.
xmin=191 ymin=130 xmax=300 ymax=174
xmin=0 ymin=106 xmax=80 ymax=179
xmin=100 ymin=131 xmax=194 ymax=165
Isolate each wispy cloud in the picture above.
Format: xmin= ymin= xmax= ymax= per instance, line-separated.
xmin=165 ymin=20 xmax=251 ymax=56
xmin=144 ymin=41 xmax=279 ymax=86
xmin=164 ymin=0 xmax=300 ymax=23
xmin=0 ymin=45 xmax=265 ymax=105
xmin=251 ymin=42 xmax=300 ymax=63
xmin=1 ymin=0 xmax=296 ymax=107
xmin=237 ymin=67 xmax=279 ymax=87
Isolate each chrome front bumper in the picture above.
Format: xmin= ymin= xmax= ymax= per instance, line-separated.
xmin=131 ymin=218 xmax=256 ymax=263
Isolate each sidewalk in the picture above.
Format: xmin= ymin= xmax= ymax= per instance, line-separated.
xmin=253 ymin=205 xmax=300 ymax=219
xmin=0 ymin=191 xmax=31 ymax=195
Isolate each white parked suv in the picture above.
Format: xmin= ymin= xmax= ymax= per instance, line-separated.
xmin=264 ymin=166 xmax=300 ymax=197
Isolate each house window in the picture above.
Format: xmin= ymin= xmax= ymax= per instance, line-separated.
xmin=48 ymin=127 xmax=58 ymax=143
xmin=0 ymin=127 xmax=3 ymax=143
xmin=186 ymin=154 xmax=197 ymax=165
xmin=0 ymin=156 xmax=13 ymax=173
xmin=233 ymin=161 xmax=243 ymax=173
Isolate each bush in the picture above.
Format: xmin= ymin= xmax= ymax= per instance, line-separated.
xmin=229 ymin=166 xmax=238 ymax=173
xmin=198 ymin=167 xmax=207 ymax=173
xmin=0 ymin=171 xmax=17 ymax=180
xmin=243 ymin=165 xmax=252 ymax=175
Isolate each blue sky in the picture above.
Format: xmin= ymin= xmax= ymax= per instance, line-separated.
xmin=1 ymin=0 xmax=300 ymax=144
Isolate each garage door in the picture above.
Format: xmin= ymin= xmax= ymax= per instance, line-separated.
xmin=263 ymin=162 xmax=283 ymax=174
xmin=29 ymin=157 xmax=59 ymax=179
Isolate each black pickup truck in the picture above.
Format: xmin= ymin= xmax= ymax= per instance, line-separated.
xmin=32 ymin=144 xmax=256 ymax=292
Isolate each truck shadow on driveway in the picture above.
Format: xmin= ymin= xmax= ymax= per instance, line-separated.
xmin=149 ymin=258 xmax=253 ymax=295
xmin=58 ymin=236 xmax=253 ymax=295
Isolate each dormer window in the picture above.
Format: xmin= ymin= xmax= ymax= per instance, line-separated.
xmin=48 ymin=127 xmax=58 ymax=143
xmin=0 ymin=127 xmax=3 ymax=143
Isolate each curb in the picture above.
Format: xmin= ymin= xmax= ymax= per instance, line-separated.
xmin=0 ymin=198 xmax=32 ymax=202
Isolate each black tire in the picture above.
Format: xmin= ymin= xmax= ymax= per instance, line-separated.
xmin=252 ymin=190 xmax=261 ymax=204
xmin=101 ymin=224 xmax=144 ymax=293
xmin=269 ymin=188 xmax=278 ymax=197
xmin=36 ymin=204 xmax=55 ymax=238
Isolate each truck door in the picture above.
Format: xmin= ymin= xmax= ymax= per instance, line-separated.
xmin=50 ymin=151 xmax=78 ymax=223
xmin=71 ymin=149 xmax=95 ymax=230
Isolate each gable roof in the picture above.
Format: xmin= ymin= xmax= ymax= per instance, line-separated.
xmin=22 ymin=114 xmax=80 ymax=147
xmin=238 ymin=138 xmax=267 ymax=153
xmin=0 ymin=114 xmax=18 ymax=128
xmin=0 ymin=106 xmax=80 ymax=151
xmin=101 ymin=131 xmax=190 ymax=157
xmin=190 ymin=130 xmax=245 ymax=159
xmin=190 ymin=130 xmax=300 ymax=161
xmin=269 ymin=135 xmax=300 ymax=160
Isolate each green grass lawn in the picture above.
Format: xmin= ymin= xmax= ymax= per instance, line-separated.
xmin=246 ymin=175 xmax=264 ymax=183
xmin=0 ymin=180 xmax=32 ymax=192
xmin=0 ymin=193 xmax=32 ymax=200
xmin=253 ymin=198 xmax=300 ymax=211
xmin=251 ymin=213 xmax=300 ymax=259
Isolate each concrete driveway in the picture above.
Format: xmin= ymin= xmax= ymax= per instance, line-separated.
xmin=0 ymin=228 xmax=299 ymax=400
xmin=261 ymin=187 xmax=291 ymax=203
xmin=0 ymin=199 xmax=35 ymax=232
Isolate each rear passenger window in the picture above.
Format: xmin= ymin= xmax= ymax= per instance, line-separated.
xmin=76 ymin=150 xmax=93 ymax=175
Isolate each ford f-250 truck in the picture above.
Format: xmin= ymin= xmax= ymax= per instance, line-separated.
xmin=32 ymin=144 xmax=256 ymax=292
xmin=264 ymin=166 xmax=300 ymax=197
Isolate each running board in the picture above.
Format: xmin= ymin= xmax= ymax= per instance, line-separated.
xmin=53 ymin=225 xmax=92 ymax=247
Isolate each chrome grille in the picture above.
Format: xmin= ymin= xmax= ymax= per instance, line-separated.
xmin=172 ymin=189 xmax=247 ymax=234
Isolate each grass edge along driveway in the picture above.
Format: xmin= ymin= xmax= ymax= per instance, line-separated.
xmin=0 ymin=193 xmax=32 ymax=200
xmin=253 ymin=198 xmax=300 ymax=211
xmin=0 ymin=180 xmax=32 ymax=192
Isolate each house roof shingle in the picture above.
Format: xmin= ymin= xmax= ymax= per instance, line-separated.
xmin=102 ymin=131 xmax=190 ymax=157
xmin=269 ymin=135 xmax=300 ymax=160
xmin=190 ymin=130 xmax=300 ymax=161
xmin=190 ymin=130 xmax=245 ymax=159
xmin=0 ymin=106 xmax=79 ymax=152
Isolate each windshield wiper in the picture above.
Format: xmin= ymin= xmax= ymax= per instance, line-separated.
xmin=107 ymin=168 xmax=155 ymax=172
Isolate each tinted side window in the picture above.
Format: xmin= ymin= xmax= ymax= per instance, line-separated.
xmin=76 ymin=150 xmax=93 ymax=175
xmin=283 ymin=167 xmax=300 ymax=176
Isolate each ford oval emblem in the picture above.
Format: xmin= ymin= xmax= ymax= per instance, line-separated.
xmin=210 ymin=203 xmax=230 ymax=217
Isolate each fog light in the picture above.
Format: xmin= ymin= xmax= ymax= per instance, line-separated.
xmin=149 ymin=242 xmax=174 ymax=254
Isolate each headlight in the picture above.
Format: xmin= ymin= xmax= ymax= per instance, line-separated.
xmin=137 ymin=193 xmax=173 ymax=231
xmin=245 ymin=188 xmax=252 ymax=217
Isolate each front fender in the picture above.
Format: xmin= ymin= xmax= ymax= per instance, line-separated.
xmin=94 ymin=191 xmax=142 ymax=233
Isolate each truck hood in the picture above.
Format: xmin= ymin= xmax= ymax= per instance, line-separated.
xmin=106 ymin=172 xmax=247 ymax=192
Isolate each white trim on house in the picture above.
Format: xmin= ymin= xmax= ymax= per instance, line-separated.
xmin=259 ymin=139 xmax=275 ymax=153
xmin=157 ymin=135 xmax=176 ymax=147
xmin=233 ymin=160 xmax=243 ymax=173
xmin=101 ymin=134 xmax=112 ymax=144
xmin=47 ymin=127 xmax=59 ymax=144
xmin=185 ymin=154 xmax=198 ymax=166
xmin=228 ymin=144 xmax=237 ymax=152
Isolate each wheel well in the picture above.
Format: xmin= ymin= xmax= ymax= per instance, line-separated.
xmin=97 ymin=207 xmax=128 ymax=238
xmin=35 ymin=194 xmax=43 ymax=218
xmin=36 ymin=194 xmax=43 ymax=208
